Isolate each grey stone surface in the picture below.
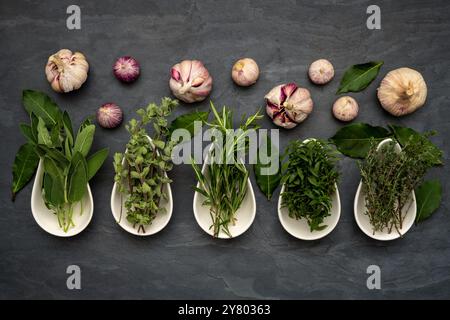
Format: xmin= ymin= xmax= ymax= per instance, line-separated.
xmin=0 ymin=0 xmax=449 ymax=299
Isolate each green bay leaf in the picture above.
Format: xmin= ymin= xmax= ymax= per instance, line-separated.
xmin=253 ymin=136 xmax=281 ymax=200
xmin=169 ymin=111 xmax=209 ymax=139
xmin=11 ymin=143 xmax=39 ymax=201
xmin=22 ymin=90 xmax=61 ymax=126
xmin=336 ymin=61 xmax=383 ymax=94
xmin=415 ymin=180 xmax=442 ymax=223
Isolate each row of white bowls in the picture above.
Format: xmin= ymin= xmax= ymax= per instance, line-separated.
xmin=31 ymin=138 xmax=416 ymax=240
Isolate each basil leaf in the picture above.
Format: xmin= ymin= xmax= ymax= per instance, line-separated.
xmin=336 ymin=61 xmax=383 ymax=94
xmin=67 ymin=152 xmax=88 ymax=203
xmin=329 ymin=123 xmax=390 ymax=158
xmin=169 ymin=111 xmax=209 ymax=138
xmin=415 ymin=180 xmax=442 ymax=223
xmin=389 ymin=125 xmax=442 ymax=166
xmin=37 ymin=118 xmax=52 ymax=147
xmin=73 ymin=124 xmax=95 ymax=157
xmin=11 ymin=143 xmax=39 ymax=201
xmin=22 ymin=90 xmax=61 ymax=126
xmin=253 ymin=136 xmax=281 ymax=200
xmin=86 ymin=148 xmax=109 ymax=180
xmin=19 ymin=123 xmax=36 ymax=144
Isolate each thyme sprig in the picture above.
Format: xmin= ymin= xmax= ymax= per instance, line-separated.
xmin=358 ymin=132 xmax=442 ymax=235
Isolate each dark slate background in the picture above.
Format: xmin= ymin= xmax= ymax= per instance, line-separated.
xmin=0 ymin=0 xmax=449 ymax=299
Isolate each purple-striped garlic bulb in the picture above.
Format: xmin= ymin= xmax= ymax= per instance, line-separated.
xmin=169 ymin=60 xmax=213 ymax=103
xmin=265 ymin=83 xmax=313 ymax=129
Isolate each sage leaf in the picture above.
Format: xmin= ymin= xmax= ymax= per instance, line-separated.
xmin=253 ymin=136 xmax=281 ymax=200
xmin=36 ymin=145 xmax=69 ymax=168
xmin=336 ymin=61 xmax=383 ymax=94
xmin=329 ymin=123 xmax=390 ymax=158
xmin=415 ymin=180 xmax=442 ymax=223
xmin=62 ymin=111 xmax=74 ymax=146
xmin=22 ymin=90 xmax=61 ymax=126
xmin=19 ymin=123 xmax=36 ymax=144
xmin=67 ymin=152 xmax=88 ymax=203
xmin=86 ymin=148 xmax=109 ymax=180
xmin=73 ymin=124 xmax=95 ymax=157
xmin=43 ymin=156 xmax=65 ymax=205
xmin=11 ymin=143 xmax=39 ymax=201
xmin=169 ymin=111 xmax=209 ymax=139
xmin=37 ymin=118 xmax=52 ymax=147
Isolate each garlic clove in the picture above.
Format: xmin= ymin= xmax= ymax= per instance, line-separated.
xmin=231 ymin=58 xmax=259 ymax=87
xmin=308 ymin=59 xmax=334 ymax=85
xmin=377 ymin=67 xmax=427 ymax=116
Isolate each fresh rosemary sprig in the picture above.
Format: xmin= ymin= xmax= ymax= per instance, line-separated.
xmin=192 ymin=102 xmax=262 ymax=238
xmin=358 ymin=132 xmax=442 ymax=235
xmin=113 ymin=98 xmax=178 ymax=233
xmin=281 ymin=139 xmax=340 ymax=232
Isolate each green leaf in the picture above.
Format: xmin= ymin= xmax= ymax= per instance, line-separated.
xmin=19 ymin=123 xmax=36 ymax=144
xmin=62 ymin=111 xmax=74 ymax=146
xmin=73 ymin=124 xmax=95 ymax=157
xmin=35 ymin=145 xmax=69 ymax=168
xmin=67 ymin=152 xmax=87 ymax=203
xmin=169 ymin=111 xmax=209 ymax=139
xmin=11 ymin=143 xmax=39 ymax=201
xmin=336 ymin=61 xmax=383 ymax=94
xmin=43 ymin=156 xmax=65 ymax=205
xmin=253 ymin=136 xmax=281 ymax=200
xmin=389 ymin=125 xmax=442 ymax=166
xmin=30 ymin=113 xmax=39 ymax=141
xmin=329 ymin=123 xmax=391 ymax=158
xmin=22 ymin=90 xmax=61 ymax=125
xmin=86 ymin=148 xmax=109 ymax=180
xmin=37 ymin=118 xmax=52 ymax=146
xmin=415 ymin=180 xmax=442 ymax=223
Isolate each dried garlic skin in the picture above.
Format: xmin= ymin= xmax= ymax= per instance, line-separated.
xmin=45 ymin=49 xmax=89 ymax=93
xmin=265 ymin=83 xmax=313 ymax=129
xmin=377 ymin=67 xmax=427 ymax=116
xmin=169 ymin=60 xmax=213 ymax=103
xmin=332 ymin=96 xmax=359 ymax=121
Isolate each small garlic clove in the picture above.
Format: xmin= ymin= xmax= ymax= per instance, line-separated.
xmin=332 ymin=96 xmax=359 ymax=121
xmin=377 ymin=67 xmax=427 ymax=116
xmin=231 ymin=58 xmax=259 ymax=87
xmin=308 ymin=59 xmax=334 ymax=85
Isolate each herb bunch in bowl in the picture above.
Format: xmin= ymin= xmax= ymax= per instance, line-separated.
xmin=113 ymin=98 xmax=178 ymax=233
xmin=359 ymin=133 xmax=442 ymax=235
xmin=192 ymin=102 xmax=263 ymax=238
xmin=281 ymin=139 xmax=340 ymax=232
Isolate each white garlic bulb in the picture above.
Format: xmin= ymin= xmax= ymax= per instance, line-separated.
xmin=231 ymin=58 xmax=259 ymax=86
xmin=377 ymin=67 xmax=427 ymax=116
xmin=45 ymin=49 xmax=89 ymax=93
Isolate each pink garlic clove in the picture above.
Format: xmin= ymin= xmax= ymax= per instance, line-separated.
xmin=113 ymin=56 xmax=140 ymax=83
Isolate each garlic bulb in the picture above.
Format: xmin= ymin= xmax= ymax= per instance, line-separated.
xmin=45 ymin=49 xmax=89 ymax=93
xmin=377 ymin=67 xmax=427 ymax=116
xmin=169 ymin=60 xmax=213 ymax=103
xmin=308 ymin=59 xmax=334 ymax=85
xmin=231 ymin=58 xmax=259 ymax=86
xmin=97 ymin=103 xmax=123 ymax=129
xmin=265 ymin=83 xmax=313 ymax=129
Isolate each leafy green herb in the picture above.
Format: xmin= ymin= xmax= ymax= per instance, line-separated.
xmin=336 ymin=61 xmax=383 ymax=94
xmin=359 ymin=136 xmax=442 ymax=235
xmin=113 ymin=98 xmax=178 ymax=233
xmin=169 ymin=110 xmax=209 ymax=138
xmin=281 ymin=139 xmax=340 ymax=232
xmin=330 ymin=123 xmax=390 ymax=158
xmin=12 ymin=90 xmax=108 ymax=232
xmin=415 ymin=180 xmax=442 ymax=223
xmin=11 ymin=143 xmax=39 ymax=201
xmin=253 ymin=136 xmax=281 ymax=200
xmin=192 ymin=102 xmax=263 ymax=238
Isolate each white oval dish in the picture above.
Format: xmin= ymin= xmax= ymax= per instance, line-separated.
xmin=354 ymin=138 xmax=417 ymax=241
xmin=31 ymin=160 xmax=93 ymax=237
xmin=278 ymin=183 xmax=341 ymax=240
xmin=110 ymin=136 xmax=173 ymax=236
xmin=277 ymin=138 xmax=341 ymax=240
xmin=193 ymin=147 xmax=256 ymax=239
